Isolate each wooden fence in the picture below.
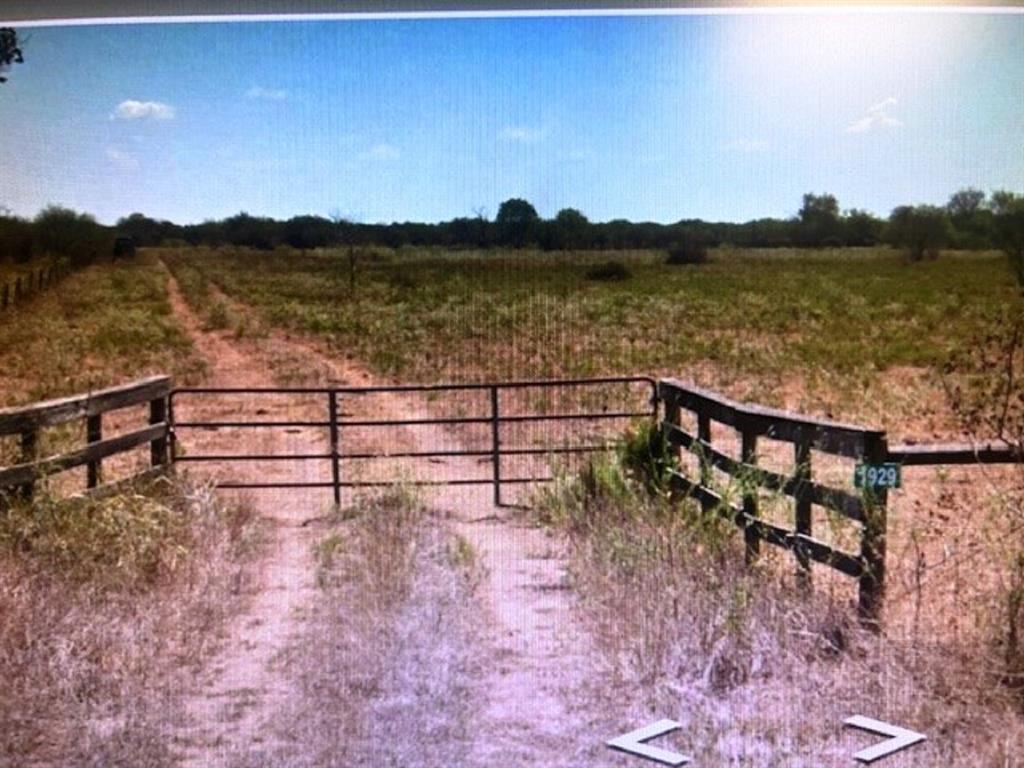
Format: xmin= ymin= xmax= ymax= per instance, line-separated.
xmin=0 ymin=261 xmax=71 ymax=311
xmin=659 ymin=379 xmax=890 ymax=620
xmin=0 ymin=376 xmax=171 ymax=501
xmin=2 ymin=372 xmax=1021 ymax=623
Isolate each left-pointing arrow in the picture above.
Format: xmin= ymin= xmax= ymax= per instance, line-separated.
xmin=606 ymin=719 xmax=692 ymax=766
xmin=844 ymin=715 xmax=927 ymax=764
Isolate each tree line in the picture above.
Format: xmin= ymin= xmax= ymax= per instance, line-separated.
xmin=2 ymin=190 xmax=1023 ymax=270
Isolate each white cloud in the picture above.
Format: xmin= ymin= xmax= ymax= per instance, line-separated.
xmin=105 ymin=148 xmax=138 ymax=170
xmin=246 ymin=86 xmax=288 ymax=101
xmin=500 ymin=125 xmax=546 ymax=144
xmin=363 ymin=143 xmax=400 ymax=161
xmin=846 ymin=97 xmax=902 ymax=134
xmin=724 ymin=137 xmax=769 ymax=153
xmin=114 ymin=100 xmax=175 ymax=121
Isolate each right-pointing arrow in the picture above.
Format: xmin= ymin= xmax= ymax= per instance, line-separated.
xmin=844 ymin=715 xmax=927 ymax=763
xmin=607 ymin=719 xmax=692 ymax=766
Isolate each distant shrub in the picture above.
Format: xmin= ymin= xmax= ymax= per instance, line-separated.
xmin=666 ymin=239 xmax=708 ymax=265
xmin=585 ymin=260 xmax=632 ymax=281
xmin=204 ymin=301 xmax=231 ymax=330
xmin=617 ymin=420 xmax=678 ymax=496
xmin=388 ymin=270 xmax=419 ymax=290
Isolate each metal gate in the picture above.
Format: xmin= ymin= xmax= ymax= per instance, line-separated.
xmin=168 ymin=377 xmax=657 ymax=507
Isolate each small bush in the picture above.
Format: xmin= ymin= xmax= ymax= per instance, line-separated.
xmin=388 ymin=270 xmax=420 ymax=290
xmin=617 ymin=420 xmax=678 ymax=496
xmin=585 ymin=260 xmax=632 ymax=281
xmin=666 ymin=239 xmax=708 ymax=265
xmin=204 ymin=300 xmax=231 ymax=330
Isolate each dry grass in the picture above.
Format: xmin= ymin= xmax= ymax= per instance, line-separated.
xmin=0 ymin=475 xmax=260 ymax=767
xmin=538 ymin=451 xmax=1024 ymax=766
xmin=239 ymin=488 xmax=480 ymax=767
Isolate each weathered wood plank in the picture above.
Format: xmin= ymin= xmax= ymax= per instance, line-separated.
xmin=0 ymin=376 xmax=171 ymax=435
xmin=741 ymin=429 xmax=759 ymax=563
xmin=0 ymin=423 xmax=168 ymax=488
xmin=659 ymin=378 xmax=882 ymax=458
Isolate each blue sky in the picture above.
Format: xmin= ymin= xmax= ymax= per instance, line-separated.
xmin=1 ymin=11 xmax=1022 ymax=225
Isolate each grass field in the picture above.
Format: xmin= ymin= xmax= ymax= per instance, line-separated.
xmin=2 ymin=246 xmax=1023 ymax=764
xmin=0 ymin=253 xmax=205 ymax=406
xmin=162 ymin=245 xmax=1018 ymax=437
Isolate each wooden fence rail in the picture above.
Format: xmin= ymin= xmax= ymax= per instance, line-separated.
xmin=659 ymin=379 xmax=889 ymax=621
xmin=0 ymin=376 xmax=171 ymax=501
xmin=0 ymin=262 xmax=71 ymax=312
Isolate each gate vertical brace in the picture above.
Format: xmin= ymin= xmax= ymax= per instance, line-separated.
xmin=328 ymin=391 xmax=342 ymax=508
xmin=741 ymin=427 xmax=759 ymax=565
xmin=490 ymin=385 xmax=502 ymax=507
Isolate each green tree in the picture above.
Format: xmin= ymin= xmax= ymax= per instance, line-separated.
xmin=993 ymin=194 xmax=1024 ymax=290
xmin=798 ymin=192 xmax=842 ymax=247
xmin=947 ymin=188 xmax=993 ymax=249
xmin=0 ymin=211 xmax=34 ymax=263
xmin=283 ymin=215 xmax=336 ymax=251
xmin=495 ymin=198 xmax=540 ymax=248
xmin=553 ymin=208 xmax=590 ymax=250
xmin=34 ymin=206 xmax=109 ymax=265
xmin=0 ymin=28 xmax=23 ymax=84
xmin=886 ymin=205 xmax=950 ymax=262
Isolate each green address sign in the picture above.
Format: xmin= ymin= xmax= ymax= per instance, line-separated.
xmin=854 ymin=462 xmax=902 ymax=490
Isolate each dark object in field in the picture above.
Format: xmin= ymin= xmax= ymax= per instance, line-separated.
xmin=666 ymin=239 xmax=709 ymax=265
xmin=585 ymin=260 xmax=632 ymax=281
xmin=113 ymin=236 xmax=136 ymax=259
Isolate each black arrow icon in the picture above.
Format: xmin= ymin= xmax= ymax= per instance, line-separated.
xmin=844 ymin=715 xmax=927 ymax=763
xmin=606 ymin=719 xmax=692 ymax=766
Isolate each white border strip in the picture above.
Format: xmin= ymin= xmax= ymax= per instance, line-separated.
xmin=4 ymin=5 xmax=1024 ymax=28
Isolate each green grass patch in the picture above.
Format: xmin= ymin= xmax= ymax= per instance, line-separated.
xmin=154 ymin=245 xmax=1019 ymax=430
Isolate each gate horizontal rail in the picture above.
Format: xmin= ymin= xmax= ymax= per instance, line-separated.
xmin=169 ymin=376 xmax=658 ymax=506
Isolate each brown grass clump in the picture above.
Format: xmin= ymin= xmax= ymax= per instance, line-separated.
xmin=0 ymin=476 xmax=259 ymax=767
xmin=538 ymin=449 xmax=1024 ymax=766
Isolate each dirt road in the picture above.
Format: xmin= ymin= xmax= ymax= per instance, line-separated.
xmin=162 ymin=271 xmax=626 ymax=766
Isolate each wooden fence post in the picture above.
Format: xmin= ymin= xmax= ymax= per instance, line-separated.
xmin=858 ymin=433 xmax=889 ymax=624
xmin=794 ymin=438 xmax=813 ymax=588
xmin=697 ymin=412 xmax=712 ymax=514
xmin=149 ymin=396 xmax=168 ymax=468
xmin=490 ymin=385 xmax=502 ymax=507
xmin=328 ymin=391 xmax=342 ymax=508
xmin=19 ymin=427 xmax=38 ymax=500
xmin=86 ymin=414 xmax=103 ymax=488
xmin=741 ymin=427 xmax=760 ymax=564
xmin=664 ymin=390 xmax=681 ymax=465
